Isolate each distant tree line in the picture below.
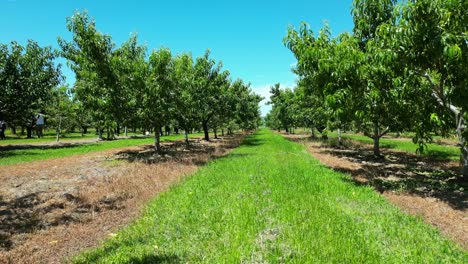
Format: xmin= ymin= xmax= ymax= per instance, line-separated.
xmin=0 ymin=12 xmax=263 ymax=152
xmin=266 ymin=0 xmax=467 ymax=177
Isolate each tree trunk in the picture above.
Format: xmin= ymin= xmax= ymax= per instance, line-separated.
xmin=373 ymin=124 xmax=381 ymax=157
xmin=454 ymin=112 xmax=468 ymax=177
xmin=185 ymin=130 xmax=189 ymax=145
xmin=458 ymin=117 xmax=467 ymax=177
xmin=155 ymin=127 xmax=162 ymax=154
xmin=202 ymin=121 xmax=209 ymax=141
xmin=424 ymin=72 xmax=467 ymax=177
xmin=56 ymin=116 xmax=62 ymax=142
xmin=116 ymin=125 xmax=120 ymax=137
xmin=83 ymin=127 xmax=88 ymax=134
xmin=11 ymin=126 xmax=16 ymax=135
xmin=98 ymin=128 xmax=103 ymax=140
xmin=373 ymin=137 xmax=381 ymax=157
xmin=461 ymin=145 xmax=468 ymax=177
xmin=125 ymin=126 xmax=128 ymax=137
xmin=337 ymin=128 xmax=342 ymax=146
xmin=311 ymin=127 xmax=316 ymax=138
xmin=26 ymin=127 xmax=32 ymax=138
xmin=221 ymin=129 xmax=224 ymax=137
xmin=214 ymin=128 xmax=218 ymax=139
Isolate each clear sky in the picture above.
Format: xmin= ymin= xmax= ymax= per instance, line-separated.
xmin=0 ymin=0 xmax=354 ymax=115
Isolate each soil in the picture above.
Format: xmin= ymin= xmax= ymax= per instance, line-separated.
xmin=284 ymin=133 xmax=467 ymax=249
xmin=0 ymin=134 xmax=246 ymax=264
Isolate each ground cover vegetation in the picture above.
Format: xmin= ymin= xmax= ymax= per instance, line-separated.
xmin=329 ymin=132 xmax=461 ymax=161
xmin=0 ymin=133 xmax=205 ymax=166
xmin=0 ymin=133 xmax=247 ymax=263
xmin=266 ymin=0 xmax=468 ymax=177
xmin=0 ymin=0 xmax=467 ymax=262
xmin=73 ymin=129 xmax=467 ymax=263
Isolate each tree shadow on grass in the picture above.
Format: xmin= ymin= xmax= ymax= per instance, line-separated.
xmin=424 ymin=149 xmax=459 ymax=160
xmin=240 ymin=137 xmax=265 ymax=147
xmin=0 ymin=135 xmax=153 ymax=152
xmin=288 ymin=136 xmax=467 ymax=210
xmin=0 ymin=191 xmax=126 ymax=251
xmin=0 ymin=193 xmax=44 ymax=250
xmin=0 ymin=142 xmax=99 ymax=152
xmin=77 ymin=244 xmax=184 ymax=264
xmin=115 ymin=134 xmax=249 ymax=166
xmin=127 ymin=253 xmax=183 ymax=264
xmin=0 ymin=150 xmax=41 ymax=160
xmin=0 ymin=143 xmax=101 ymax=163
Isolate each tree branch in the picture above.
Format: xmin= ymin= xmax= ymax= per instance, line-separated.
xmin=379 ymin=126 xmax=390 ymax=138
xmin=423 ymin=72 xmax=460 ymax=115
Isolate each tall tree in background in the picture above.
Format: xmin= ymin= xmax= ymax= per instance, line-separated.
xmin=285 ymin=25 xmax=359 ymax=144
xmin=0 ymin=41 xmax=61 ymax=137
xmin=46 ymin=85 xmax=76 ymax=141
xmin=284 ymin=25 xmax=334 ymax=137
xmin=144 ymin=48 xmax=175 ymax=153
xmin=193 ymin=50 xmax=230 ymax=141
xmin=59 ymin=11 xmax=130 ymax=139
xmin=268 ymin=83 xmax=296 ymax=133
xmin=350 ymin=0 xmax=408 ymax=156
xmin=173 ymin=53 xmax=197 ymax=144
xmin=112 ymin=34 xmax=147 ymax=136
xmin=231 ymin=80 xmax=263 ymax=131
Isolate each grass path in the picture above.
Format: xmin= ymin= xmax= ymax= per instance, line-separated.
xmin=74 ymin=129 xmax=466 ymax=263
xmin=0 ymin=133 xmax=203 ymax=166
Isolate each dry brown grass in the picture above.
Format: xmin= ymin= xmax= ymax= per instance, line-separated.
xmin=0 ymin=134 xmax=246 ymax=264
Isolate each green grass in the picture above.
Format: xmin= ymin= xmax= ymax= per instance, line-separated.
xmin=73 ymin=129 xmax=466 ymax=263
xmin=0 ymin=131 xmax=96 ymax=145
xmin=0 ymin=133 xmax=203 ymax=166
xmin=0 ymin=129 xmax=144 ymax=145
xmin=328 ymin=132 xmax=460 ymax=161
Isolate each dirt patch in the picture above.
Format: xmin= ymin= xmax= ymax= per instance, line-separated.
xmin=0 ymin=134 xmax=246 ymax=264
xmin=283 ymin=134 xmax=467 ymax=249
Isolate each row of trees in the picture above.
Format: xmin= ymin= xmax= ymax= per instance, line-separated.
xmin=0 ymin=41 xmax=62 ymax=138
xmin=267 ymin=0 xmax=467 ymax=176
xmin=0 ymin=12 xmax=263 ymax=152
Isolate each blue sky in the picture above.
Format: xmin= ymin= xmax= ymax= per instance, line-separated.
xmin=0 ymin=0 xmax=353 ymax=115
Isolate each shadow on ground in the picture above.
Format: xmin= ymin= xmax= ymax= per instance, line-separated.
xmin=289 ymin=136 xmax=467 ymax=210
xmin=127 ymin=254 xmax=182 ymax=264
xmin=0 ymin=134 xmax=249 ymax=252
xmin=116 ymin=134 xmax=249 ymax=166
xmin=0 ymin=193 xmax=42 ymax=249
xmin=0 ymin=191 xmax=127 ymax=251
xmin=0 ymin=135 xmax=157 ymax=152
